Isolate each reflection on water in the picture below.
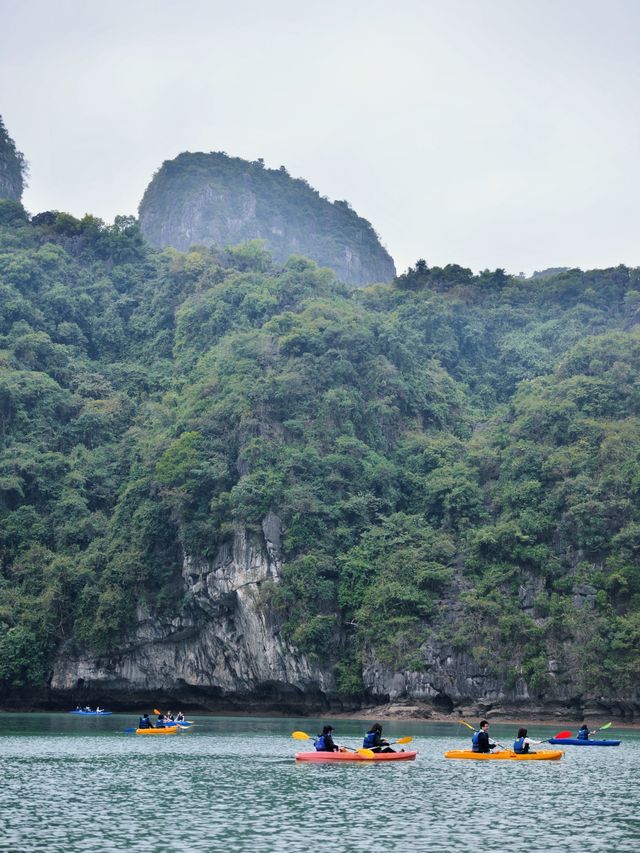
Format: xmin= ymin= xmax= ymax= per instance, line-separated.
xmin=1 ymin=714 xmax=638 ymax=852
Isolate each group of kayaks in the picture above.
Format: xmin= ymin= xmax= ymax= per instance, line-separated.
xmin=293 ymin=723 xmax=622 ymax=762
xmin=69 ymin=712 xmax=622 ymax=756
xmin=69 ymin=708 xmax=194 ymax=734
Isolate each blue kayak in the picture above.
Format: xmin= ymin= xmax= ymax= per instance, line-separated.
xmin=69 ymin=710 xmax=113 ymax=716
xmin=548 ymin=738 xmax=620 ymax=746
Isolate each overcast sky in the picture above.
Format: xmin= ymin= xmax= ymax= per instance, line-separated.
xmin=1 ymin=0 xmax=639 ymax=275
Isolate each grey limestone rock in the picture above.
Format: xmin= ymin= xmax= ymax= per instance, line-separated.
xmin=139 ymin=152 xmax=396 ymax=287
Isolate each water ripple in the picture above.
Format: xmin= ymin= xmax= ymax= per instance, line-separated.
xmin=1 ymin=715 xmax=638 ymax=852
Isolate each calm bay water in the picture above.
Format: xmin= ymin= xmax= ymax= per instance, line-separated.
xmin=1 ymin=713 xmax=638 ymax=852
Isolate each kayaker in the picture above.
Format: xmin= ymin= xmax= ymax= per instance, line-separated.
xmin=175 ymin=711 xmax=185 ymax=722
xmin=363 ymin=723 xmax=395 ymax=753
xmin=513 ymin=727 xmax=542 ymax=754
xmin=472 ymin=721 xmax=497 ymax=753
xmin=155 ymin=713 xmax=166 ymax=729
xmin=138 ymin=713 xmax=153 ymax=729
xmin=315 ymin=725 xmax=340 ymax=752
xmin=577 ymin=723 xmax=593 ymax=740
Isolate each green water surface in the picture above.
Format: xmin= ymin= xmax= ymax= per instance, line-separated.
xmin=1 ymin=714 xmax=638 ymax=852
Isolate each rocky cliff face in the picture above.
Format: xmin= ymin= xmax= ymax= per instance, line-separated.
xmin=50 ymin=515 xmax=337 ymax=712
xmin=361 ymin=644 xmax=639 ymax=721
xmin=138 ymin=152 xmax=396 ymax=287
xmin=0 ymin=116 xmax=26 ymax=201
xmin=48 ymin=534 xmax=638 ymax=719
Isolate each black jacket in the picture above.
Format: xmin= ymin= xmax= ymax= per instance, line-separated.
xmin=476 ymin=730 xmax=495 ymax=753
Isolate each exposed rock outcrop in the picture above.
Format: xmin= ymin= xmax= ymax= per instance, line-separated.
xmin=138 ymin=152 xmax=396 ymax=286
xmin=50 ymin=521 xmax=337 ymax=712
xmin=0 ymin=116 xmax=26 ymax=201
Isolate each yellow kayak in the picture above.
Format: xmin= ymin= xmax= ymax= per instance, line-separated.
xmin=135 ymin=726 xmax=179 ymax=735
xmin=445 ymin=750 xmax=564 ymax=761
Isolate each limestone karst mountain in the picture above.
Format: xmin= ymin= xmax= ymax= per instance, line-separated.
xmin=0 ymin=116 xmax=27 ymax=202
xmin=139 ymin=152 xmax=396 ymax=286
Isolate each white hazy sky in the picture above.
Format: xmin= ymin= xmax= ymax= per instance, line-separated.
xmin=1 ymin=0 xmax=639 ymax=275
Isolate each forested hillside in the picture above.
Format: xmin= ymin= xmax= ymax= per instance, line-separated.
xmin=1 ymin=199 xmax=638 ymax=715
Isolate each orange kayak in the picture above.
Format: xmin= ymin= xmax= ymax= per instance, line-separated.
xmin=445 ymin=750 xmax=563 ymax=761
xmin=135 ymin=726 xmax=179 ymax=735
xmin=295 ymin=751 xmax=417 ymax=762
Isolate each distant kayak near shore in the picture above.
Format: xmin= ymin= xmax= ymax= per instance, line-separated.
xmin=68 ymin=710 xmax=113 ymax=716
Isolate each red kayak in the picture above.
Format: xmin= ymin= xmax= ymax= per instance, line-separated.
xmin=295 ymin=751 xmax=417 ymax=762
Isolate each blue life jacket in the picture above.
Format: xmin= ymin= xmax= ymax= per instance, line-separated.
xmin=139 ymin=717 xmax=150 ymax=729
xmin=315 ymin=735 xmax=327 ymax=751
xmin=577 ymin=728 xmax=589 ymax=740
xmin=471 ymin=731 xmax=481 ymax=752
xmin=513 ymin=736 xmax=527 ymax=753
xmin=363 ymin=732 xmax=377 ymax=749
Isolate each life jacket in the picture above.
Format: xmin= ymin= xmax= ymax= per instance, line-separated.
xmin=577 ymin=729 xmax=589 ymax=740
xmin=513 ymin=736 xmax=529 ymax=754
xmin=139 ymin=717 xmax=150 ymax=729
xmin=471 ymin=731 xmax=481 ymax=752
xmin=315 ymin=735 xmax=327 ymax=751
xmin=363 ymin=732 xmax=377 ymax=749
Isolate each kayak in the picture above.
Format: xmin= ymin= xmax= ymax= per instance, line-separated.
xmin=135 ymin=726 xmax=179 ymax=735
xmin=445 ymin=750 xmax=564 ymax=761
xmin=548 ymin=738 xmax=620 ymax=746
xmin=295 ymin=751 xmax=417 ymax=762
xmin=69 ymin=710 xmax=112 ymax=716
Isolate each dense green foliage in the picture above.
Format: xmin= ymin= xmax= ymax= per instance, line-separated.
xmin=138 ymin=152 xmax=396 ymax=286
xmin=1 ymin=207 xmax=639 ymax=700
xmin=0 ymin=116 xmax=27 ymax=202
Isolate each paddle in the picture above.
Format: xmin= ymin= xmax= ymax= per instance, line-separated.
xmin=592 ymin=722 xmax=612 ymax=735
xmin=459 ymin=719 xmax=507 ymax=750
xmin=291 ymin=730 xmax=376 ymax=757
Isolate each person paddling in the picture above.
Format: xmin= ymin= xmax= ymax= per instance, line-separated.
xmin=577 ymin=722 xmax=598 ymax=740
xmin=363 ymin=723 xmax=395 ymax=753
xmin=472 ymin=720 xmax=498 ymax=753
xmin=155 ymin=713 xmax=166 ymax=729
xmin=315 ymin=725 xmax=340 ymax=752
xmin=175 ymin=711 xmax=185 ymax=722
xmin=513 ymin=727 xmax=543 ymax=754
xmin=138 ymin=713 xmax=154 ymax=729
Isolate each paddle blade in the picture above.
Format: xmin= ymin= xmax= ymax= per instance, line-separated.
xmin=459 ymin=719 xmax=475 ymax=731
xmin=554 ymin=730 xmax=572 ymax=739
xmin=123 ymin=728 xmax=136 ymax=733
xmin=598 ymin=722 xmax=612 ymax=731
xmin=153 ymin=708 xmax=161 ymax=715
xmin=395 ymin=736 xmax=413 ymax=745
xmin=292 ymin=731 xmax=312 ymax=740
xmin=357 ymin=749 xmax=376 ymax=758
